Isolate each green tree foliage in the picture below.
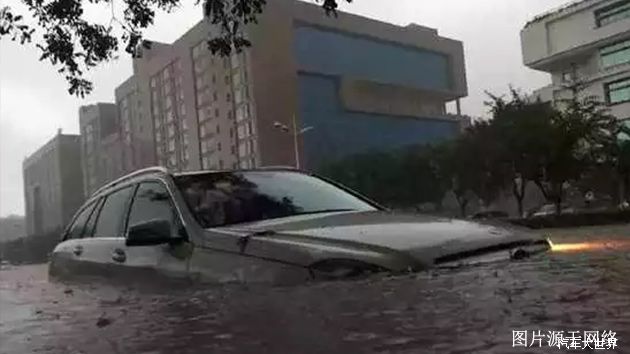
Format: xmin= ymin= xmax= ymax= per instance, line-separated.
xmin=485 ymin=89 xmax=556 ymax=216
xmin=319 ymin=88 xmax=624 ymax=218
xmin=0 ymin=0 xmax=349 ymax=96
xmin=318 ymin=146 xmax=448 ymax=210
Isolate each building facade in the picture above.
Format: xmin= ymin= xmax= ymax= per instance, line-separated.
xmin=79 ymin=103 xmax=126 ymax=196
xmin=521 ymin=0 xmax=630 ymax=122
xmin=108 ymin=0 xmax=467 ymax=173
xmin=23 ymin=131 xmax=84 ymax=236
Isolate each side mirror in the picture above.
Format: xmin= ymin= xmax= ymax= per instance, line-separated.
xmin=126 ymin=219 xmax=184 ymax=247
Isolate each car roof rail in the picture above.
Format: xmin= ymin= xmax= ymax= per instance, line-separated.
xmin=258 ymin=165 xmax=300 ymax=170
xmin=92 ymin=166 xmax=170 ymax=196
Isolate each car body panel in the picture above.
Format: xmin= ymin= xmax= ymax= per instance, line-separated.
xmin=215 ymin=211 xmax=547 ymax=270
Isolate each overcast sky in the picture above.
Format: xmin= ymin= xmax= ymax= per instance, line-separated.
xmin=0 ymin=0 xmax=569 ymax=217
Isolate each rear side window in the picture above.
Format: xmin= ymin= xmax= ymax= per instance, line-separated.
xmin=65 ymin=202 xmax=97 ymax=240
xmin=93 ymin=187 xmax=134 ymax=238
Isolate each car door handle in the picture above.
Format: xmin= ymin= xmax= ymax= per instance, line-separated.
xmin=73 ymin=245 xmax=83 ymax=256
xmin=112 ymin=249 xmax=126 ymax=263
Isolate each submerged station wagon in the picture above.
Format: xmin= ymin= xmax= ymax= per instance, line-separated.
xmin=49 ymin=167 xmax=551 ymax=285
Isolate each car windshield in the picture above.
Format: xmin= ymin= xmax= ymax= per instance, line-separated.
xmin=174 ymin=171 xmax=377 ymax=228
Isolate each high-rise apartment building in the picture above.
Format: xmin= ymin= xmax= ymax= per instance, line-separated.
xmin=22 ymin=130 xmax=84 ymax=236
xmin=79 ymin=103 xmax=126 ymax=196
xmin=522 ymin=0 xmax=630 ymax=122
xmin=109 ymin=0 xmax=468 ymax=172
xmin=115 ymin=76 xmax=157 ymax=172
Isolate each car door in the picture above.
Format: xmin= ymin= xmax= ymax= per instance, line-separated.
xmin=79 ymin=186 xmax=135 ymax=280
xmin=49 ymin=199 xmax=100 ymax=280
xmin=115 ymin=181 xmax=190 ymax=283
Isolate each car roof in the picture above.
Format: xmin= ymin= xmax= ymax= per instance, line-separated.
xmin=91 ymin=166 xmax=302 ymax=198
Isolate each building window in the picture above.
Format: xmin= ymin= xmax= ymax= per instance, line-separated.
xmin=232 ymin=72 xmax=241 ymax=86
xmin=168 ymin=139 xmax=176 ymax=152
xmin=216 ymin=124 xmax=221 ymax=134
xmin=595 ymin=1 xmax=630 ymax=27
xmin=215 ymin=108 xmax=220 ymax=118
xmin=606 ymin=77 xmax=630 ymax=104
xmin=213 ymin=92 xmax=218 ymax=101
xmin=217 ymin=142 xmax=222 ymax=151
xmin=236 ymin=106 xmax=246 ymax=122
xmin=601 ymin=39 xmax=630 ymax=68
xmin=238 ymin=144 xmax=247 ymax=158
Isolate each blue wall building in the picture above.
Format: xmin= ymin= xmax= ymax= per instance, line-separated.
xmin=291 ymin=25 xmax=466 ymax=170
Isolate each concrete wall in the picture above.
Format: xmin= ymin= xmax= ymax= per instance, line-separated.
xmin=524 ymin=0 xmax=630 ymax=120
xmin=58 ymin=135 xmax=85 ymax=225
xmin=23 ymin=133 xmax=83 ymax=236
xmin=522 ymin=0 xmax=630 ymax=69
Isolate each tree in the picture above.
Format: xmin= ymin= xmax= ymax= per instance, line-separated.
xmin=485 ymin=88 xmax=557 ymax=217
xmin=318 ymin=146 xmax=452 ymax=210
xmin=534 ymin=95 xmax=618 ymax=214
xmin=431 ymin=140 xmax=476 ymax=217
xmin=0 ymin=0 xmax=350 ymax=96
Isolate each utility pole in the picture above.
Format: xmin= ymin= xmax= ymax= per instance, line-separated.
xmin=273 ymin=116 xmax=314 ymax=170
xmin=292 ymin=115 xmax=300 ymax=169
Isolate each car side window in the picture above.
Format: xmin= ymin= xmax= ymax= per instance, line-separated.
xmin=93 ymin=187 xmax=134 ymax=238
xmin=127 ymin=182 xmax=181 ymax=237
xmin=65 ymin=201 xmax=97 ymax=240
xmin=82 ymin=198 xmax=104 ymax=238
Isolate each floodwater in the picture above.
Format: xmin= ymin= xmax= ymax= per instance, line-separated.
xmin=2 ymin=225 xmax=630 ymax=354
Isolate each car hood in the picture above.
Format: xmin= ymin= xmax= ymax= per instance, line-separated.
xmin=218 ymin=211 xmax=549 ymax=267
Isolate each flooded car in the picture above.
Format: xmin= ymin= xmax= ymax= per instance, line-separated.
xmin=49 ymin=167 xmax=551 ymax=285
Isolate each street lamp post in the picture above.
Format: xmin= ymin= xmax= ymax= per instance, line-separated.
xmin=274 ymin=115 xmax=313 ymax=169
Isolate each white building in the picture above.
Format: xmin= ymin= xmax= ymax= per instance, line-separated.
xmin=521 ymin=0 xmax=630 ymax=122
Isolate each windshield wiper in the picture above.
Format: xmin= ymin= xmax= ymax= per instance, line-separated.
xmin=291 ymin=209 xmax=357 ymax=216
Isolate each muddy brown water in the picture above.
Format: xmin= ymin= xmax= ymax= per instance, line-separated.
xmin=1 ymin=225 xmax=630 ymax=354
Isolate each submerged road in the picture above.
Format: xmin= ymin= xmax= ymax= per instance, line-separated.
xmin=1 ymin=225 xmax=630 ymax=353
